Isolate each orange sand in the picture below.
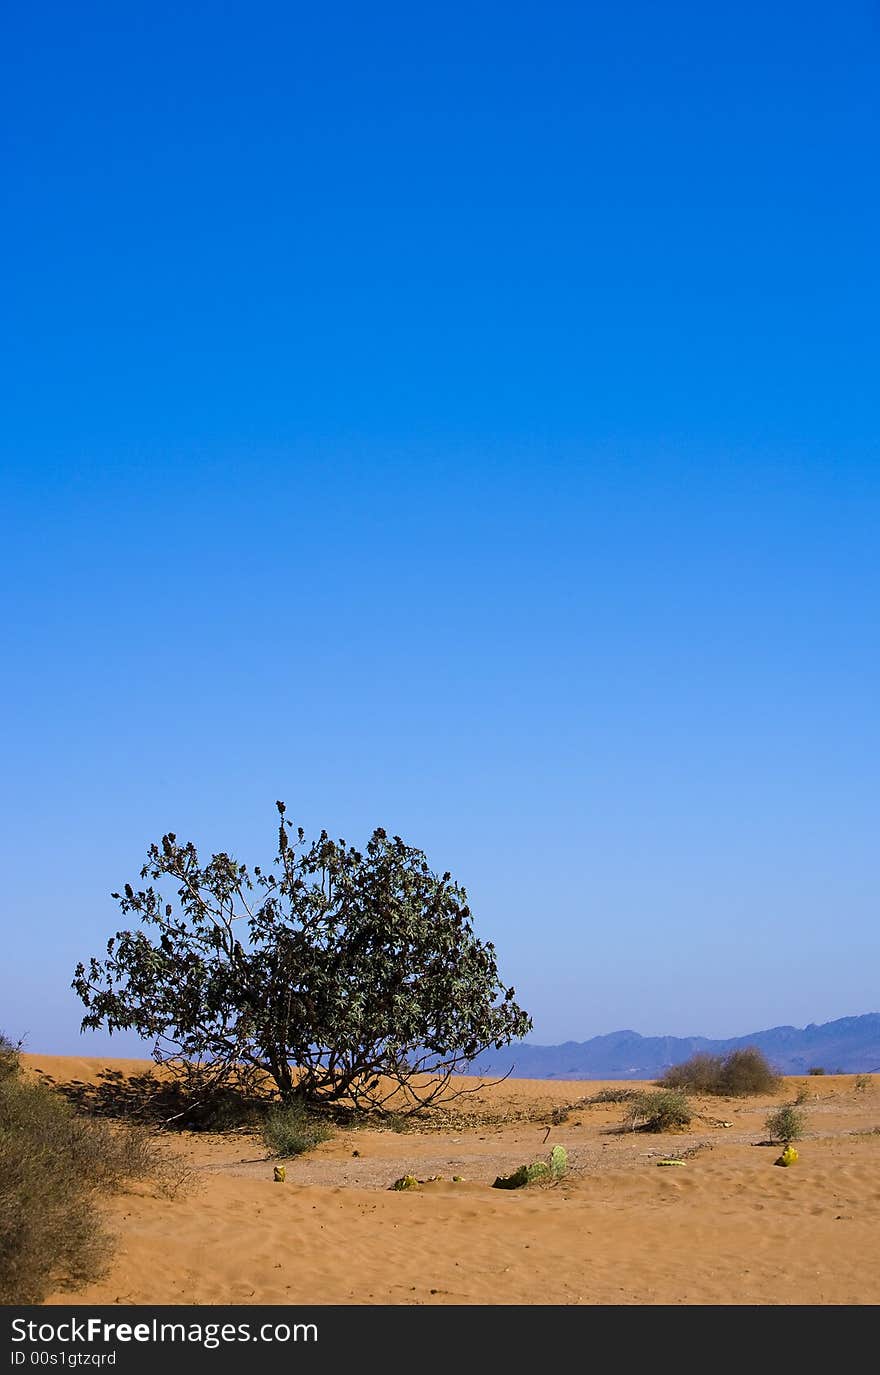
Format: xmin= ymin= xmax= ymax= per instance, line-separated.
xmin=22 ymin=1055 xmax=880 ymax=1306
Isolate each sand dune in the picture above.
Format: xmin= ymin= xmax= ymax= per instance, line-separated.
xmin=23 ymin=1056 xmax=880 ymax=1306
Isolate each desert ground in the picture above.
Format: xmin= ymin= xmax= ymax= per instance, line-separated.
xmin=24 ymin=1055 xmax=880 ymax=1306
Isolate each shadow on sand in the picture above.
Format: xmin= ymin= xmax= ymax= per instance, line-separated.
xmin=32 ymin=1066 xmax=263 ymax=1131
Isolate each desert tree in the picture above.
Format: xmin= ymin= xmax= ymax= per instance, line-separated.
xmin=73 ymin=803 xmax=531 ymax=1114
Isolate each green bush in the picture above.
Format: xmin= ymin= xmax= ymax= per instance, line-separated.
xmin=765 ymin=1104 xmax=806 ymax=1143
xmin=622 ymin=1089 xmax=693 ymax=1132
xmin=261 ymin=1102 xmax=333 ymax=1157
xmin=0 ymin=1034 xmax=172 ymax=1304
xmin=808 ymin=1066 xmax=826 ymax=1076
xmin=660 ymin=1046 xmax=780 ymax=1097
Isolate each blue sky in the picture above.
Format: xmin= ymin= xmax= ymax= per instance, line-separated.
xmin=2 ymin=3 xmax=878 ymax=1055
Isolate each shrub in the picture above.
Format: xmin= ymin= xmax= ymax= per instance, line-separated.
xmin=808 ymin=1066 xmax=826 ymax=1076
xmin=261 ymin=1103 xmax=333 ymax=1157
xmin=855 ymin=1074 xmax=872 ymax=1093
xmin=660 ymin=1053 xmax=724 ymax=1094
xmin=660 ymin=1046 xmax=780 ymax=1097
xmin=0 ymin=1033 xmax=179 ymax=1304
xmin=622 ymin=1089 xmax=693 ymax=1133
xmin=765 ymin=1104 xmax=806 ymax=1143
xmin=586 ymin=1087 xmax=640 ymax=1104
xmin=0 ymin=1035 xmax=22 ymax=1084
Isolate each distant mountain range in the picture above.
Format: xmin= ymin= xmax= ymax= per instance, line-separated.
xmin=473 ymin=1014 xmax=880 ymax=1080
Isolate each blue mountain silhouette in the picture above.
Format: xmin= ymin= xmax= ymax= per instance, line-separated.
xmin=474 ymin=1013 xmax=880 ymax=1079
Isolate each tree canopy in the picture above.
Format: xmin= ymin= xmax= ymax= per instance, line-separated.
xmin=73 ymin=803 xmax=531 ymax=1112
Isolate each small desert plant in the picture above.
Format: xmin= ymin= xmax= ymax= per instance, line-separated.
xmin=808 ymin=1066 xmax=826 ymax=1076
xmin=622 ymin=1089 xmax=693 ymax=1133
xmin=493 ymin=1162 xmax=547 ymax=1189
xmin=261 ymin=1102 xmax=333 ymax=1157
xmin=492 ymin=1149 xmax=566 ymax=1193
xmin=765 ymin=1104 xmax=806 ymax=1144
xmin=0 ymin=1034 xmax=174 ymax=1304
xmin=492 ymin=1145 xmax=568 ymax=1190
xmin=587 ymin=1086 xmax=640 ymax=1104
xmin=794 ymin=1083 xmax=811 ymax=1105
xmin=854 ymin=1074 xmax=872 ymax=1093
xmin=549 ymin=1144 xmax=568 ymax=1178
xmin=661 ymin=1046 xmax=780 ymax=1097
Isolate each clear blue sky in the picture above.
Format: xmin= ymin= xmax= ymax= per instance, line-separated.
xmin=2 ymin=3 xmax=878 ymax=1055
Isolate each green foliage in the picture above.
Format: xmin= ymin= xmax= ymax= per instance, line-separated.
xmin=623 ymin=1089 xmax=693 ymax=1133
xmin=390 ymin=1175 xmax=421 ymax=1190
xmin=261 ymin=1103 xmax=333 ymax=1157
xmin=493 ymin=1144 xmax=567 ymax=1189
xmin=808 ymin=1066 xmax=826 ymax=1076
xmin=525 ymin=1160 xmax=550 ymax=1183
xmin=74 ymin=804 xmax=531 ymax=1113
xmin=549 ymin=1144 xmax=568 ymax=1179
xmin=0 ymin=1034 xmax=173 ymax=1304
xmin=660 ymin=1046 xmax=781 ymax=1097
xmin=765 ymin=1104 xmax=806 ymax=1143
xmin=854 ymin=1074 xmax=872 ymax=1092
